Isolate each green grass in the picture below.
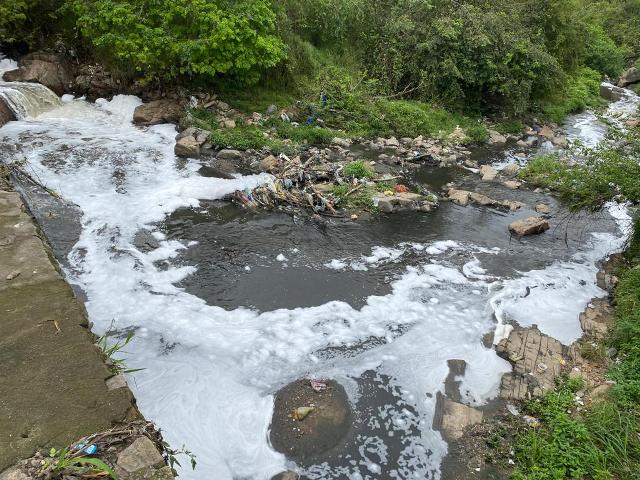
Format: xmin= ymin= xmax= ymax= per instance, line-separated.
xmin=519 ymin=125 xmax=640 ymax=211
xmin=495 ymin=120 xmax=526 ymax=135
xmin=512 ymin=376 xmax=640 ymax=480
xmin=343 ymin=160 xmax=374 ymax=179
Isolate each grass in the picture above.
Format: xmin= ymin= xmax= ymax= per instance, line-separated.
xmin=342 ymin=160 xmax=374 ymax=179
xmin=519 ymin=124 xmax=640 ymax=211
xmin=97 ymin=330 xmax=144 ymax=376
xmin=495 ymin=120 xmax=526 ymax=135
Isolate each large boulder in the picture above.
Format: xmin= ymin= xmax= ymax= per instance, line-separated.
xmin=479 ymin=165 xmax=498 ymax=181
xmin=497 ymin=326 xmax=578 ymax=400
xmin=2 ymin=52 xmax=73 ymax=95
xmin=618 ymin=67 xmax=640 ymax=88
xmin=270 ymin=379 xmax=351 ymax=461
xmin=174 ymin=136 xmax=200 ymax=158
xmin=579 ymin=298 xmax=614 ymax=340
xmin=133 ymin=100 xmax=183 ymax=126
xmin=600 ymin=83 xmax=625 ymax=102
xmin=73 ymin=64 xmax=122 ymax=99
xmin=509 ymin=217 xmax=549 ymax=237
xmin=0 ymin=98 xmax=15 ymax=128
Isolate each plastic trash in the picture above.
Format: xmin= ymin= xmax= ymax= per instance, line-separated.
xmin=394 ymin=184 xmax=408 ymax=193
xmin=75 ymin=443 xmax=98 ymax=455
xmin=310 ymin=379 xmax=327 ymax=392
xmin=293 ymin=406 xmax=315 ymax=421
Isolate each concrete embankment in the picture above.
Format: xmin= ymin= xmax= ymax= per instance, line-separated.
xmin=0 ymin=173 xmax=138 ymax=471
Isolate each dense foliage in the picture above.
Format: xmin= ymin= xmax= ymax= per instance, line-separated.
xmin=70 ymin=0 xmax=285 ymax=83
xmin=2 ymin=0 xmax=639 ymax=116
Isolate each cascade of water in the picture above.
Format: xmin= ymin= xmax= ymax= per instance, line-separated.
xmin=0 ymin=81 xmax=62 ymax=119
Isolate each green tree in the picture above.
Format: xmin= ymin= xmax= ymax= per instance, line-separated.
xmin=71 ymin=0 xmax=286 ymax=83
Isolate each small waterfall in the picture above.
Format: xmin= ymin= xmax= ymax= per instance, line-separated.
xmin=0 ymin=81 xmax=61 ymax=120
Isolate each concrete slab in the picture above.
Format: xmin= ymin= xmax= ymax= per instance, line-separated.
xmin=0 ymin=188 xmax=139 ymax=470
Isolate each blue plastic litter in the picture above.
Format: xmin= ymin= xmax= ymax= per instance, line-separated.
xmin=75 ymin=443 xmax=98 ymax=455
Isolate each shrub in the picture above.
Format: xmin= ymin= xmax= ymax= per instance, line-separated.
xmin=541 ymin=67 xmax=603 ymax=123
xmin=71 ymin=0 xmax=286 ymax=83
xmin=343 ymin=160 xmax=374 ymax=179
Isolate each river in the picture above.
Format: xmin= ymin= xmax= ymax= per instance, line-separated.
xmin=0 ymin=55 xmax=637 ymax=479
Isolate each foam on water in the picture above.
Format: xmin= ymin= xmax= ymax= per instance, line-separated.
xmin=0 ymin=54 xmax=18 ymax=76
xmin=0 ymin=82 xmax=636 ymax=479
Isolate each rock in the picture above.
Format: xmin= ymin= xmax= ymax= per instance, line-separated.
xmin=0 ymin=467 xmax=30 ymax=480
xmin=266 ymin=104 xmax=278 ymax=115
xmin=2 ymin=52 xmax=73 ymax=95
xmin=479 ymin=165 xmax=498 ymax=181
xmin=618 ymin=67 xmax=640 ymax=88
xmin=448 ymin=189 xmax=471 ymax=207
xmin=626 ymin=117 xmax=639 ymax=128
xmin=270 ymin=379 xmax=351 ymax=461
xmin=331 ymin=137 xmax=351 ymax=148
xmin=469 ymin=192 xmax=499 ymax=207
xmin=128 ymin=465 xmax=174 ymax=480
xmin=174 ymin=136 xmax=200 ymax=158
xmin=437 ymin=399 xmax=483 ymax=440
xmin=551 ymin=135 xmax=568 ymax=148
xmin=0 ymin=98 xmax=15 ymax=129
xmin=502 ymin=180 xmax=521 ymax=190
xmin=579 ymin=299 xmax=614 ymax=340
xmin=271 ymin=471 xmax=299 ymax=480
xmin=501 ymin=163 xmax=520 ymax=177
xmin=133 ymin=100 xmax=183 ymax=126
xmin=596 ymin=271 xmax=619 ymax=293
xmin=600 ymin=83 xmax=625 ymax=102
xmin=590 ymin=384 xmax=613 ymax=403
xmin=448 ymin=127 xmax=466 ymax=143
xmin=502 ymin=200 xmax=526 ymax=211
xmin=375 ymin=192 xmax=430 ymax=213
xmin=116 ymin=437 xmax=165 ymax=474
xmin=488 ymin=130 xmax=507 ymax=145
xmin=539 ymin=125 xmax=555 ymax=140
xmin=497 ymin=326 xmax=578 ymax=400
xmin=106 ymin=374 xmax=128 ymax=390
xmin=216 ymin=149 xmax=243 ymax=161
xmin=386 ymin=136 xmax=400 ymax=147
xmin=259 ymin=155 xmax=281 ymax=173
xmin=221 ymin=119 xmax=236 ymax=129
xmin=73 ymin=64 xmax=121 ymax=99
xmin=509 ymin=217 xmax=549 ymax=237
xmin=535 ymin=203 xmax=551 ymax=214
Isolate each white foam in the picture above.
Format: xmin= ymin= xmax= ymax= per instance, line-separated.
xmin=0 ymin=54 xmax=17 ymax=76
xmin=0 ymin=86 xmax=633 ymax=479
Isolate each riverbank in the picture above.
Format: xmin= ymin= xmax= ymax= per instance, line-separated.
xmin=0 ymin=169 xmax=176 ymax=479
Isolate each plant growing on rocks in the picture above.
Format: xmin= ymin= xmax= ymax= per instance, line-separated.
xmin=40 ymin=447 xmax=117 ymax=479
xmin=342 ymin=160 xmax=374 ymax=179
xmin=96 ymin=330 xmax=144 ymax=376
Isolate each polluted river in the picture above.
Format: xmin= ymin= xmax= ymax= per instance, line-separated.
xmin=1 ymin=55 xmax=637 ymax=480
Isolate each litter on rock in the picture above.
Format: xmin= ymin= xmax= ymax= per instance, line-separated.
xmin=310 ymin=379 xmax=327 ymax=392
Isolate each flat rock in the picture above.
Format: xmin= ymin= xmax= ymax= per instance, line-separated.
xmin=375 ymin=192 xmax=433 ymax=213
xmin=133 ymin=100 xmax=183 ymax=126
xmin=116 ymin=437 xmax=165 ymax=474
xmin=579 ymin=298 xmax=614 ymax=340
xmin=270 ymin=379 xmax=351 ymax=461
xmin=448 ymin=189 xmax=471 ymax=206
xmin=437 ymin=399 xmax=483 ymax=440
xmin=0 ymin=467 xmax=29 ymax=480
xmin=479 ymin=165 xmax=498 ymax=181
xmin=174 ymin=136 xmax=200 ymax=158
xmin=535 ymin=203 xmax=551 ymax=214
xmin=502 ymin=180 xmax=521 ymax=190
xmin=501 ymin=163 xmax=520 ymax=176
xmin=217 ymin=149 xmax=244 ymax=161
xmin=488 ymin=130 xmax=507 ymax=145
xmin=509 ymin=217 xmax=549 ymax=237
xmin=496 ymin=326 xmax=577 ymax=400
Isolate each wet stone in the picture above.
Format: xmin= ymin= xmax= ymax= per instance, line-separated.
xmin=116 ymin=437 xmax=164 ymax=475
xmin=270 ymin=379 xmax=351 ymax=462
xmin=509 ymin=217 xmax=549 ymax=237
xmin=579 ymin=298 xmax=614 ymax=340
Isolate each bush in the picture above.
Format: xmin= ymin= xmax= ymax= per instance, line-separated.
xmin=71 ymin=0 xmax=286 ymax=83
xmin=343 ymin=160 xmax=374 ymax=179
xmin=0 ymin=0 xmax=27 ymax=43
xmin=541 ymin=67 xmax=603 ymax=123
